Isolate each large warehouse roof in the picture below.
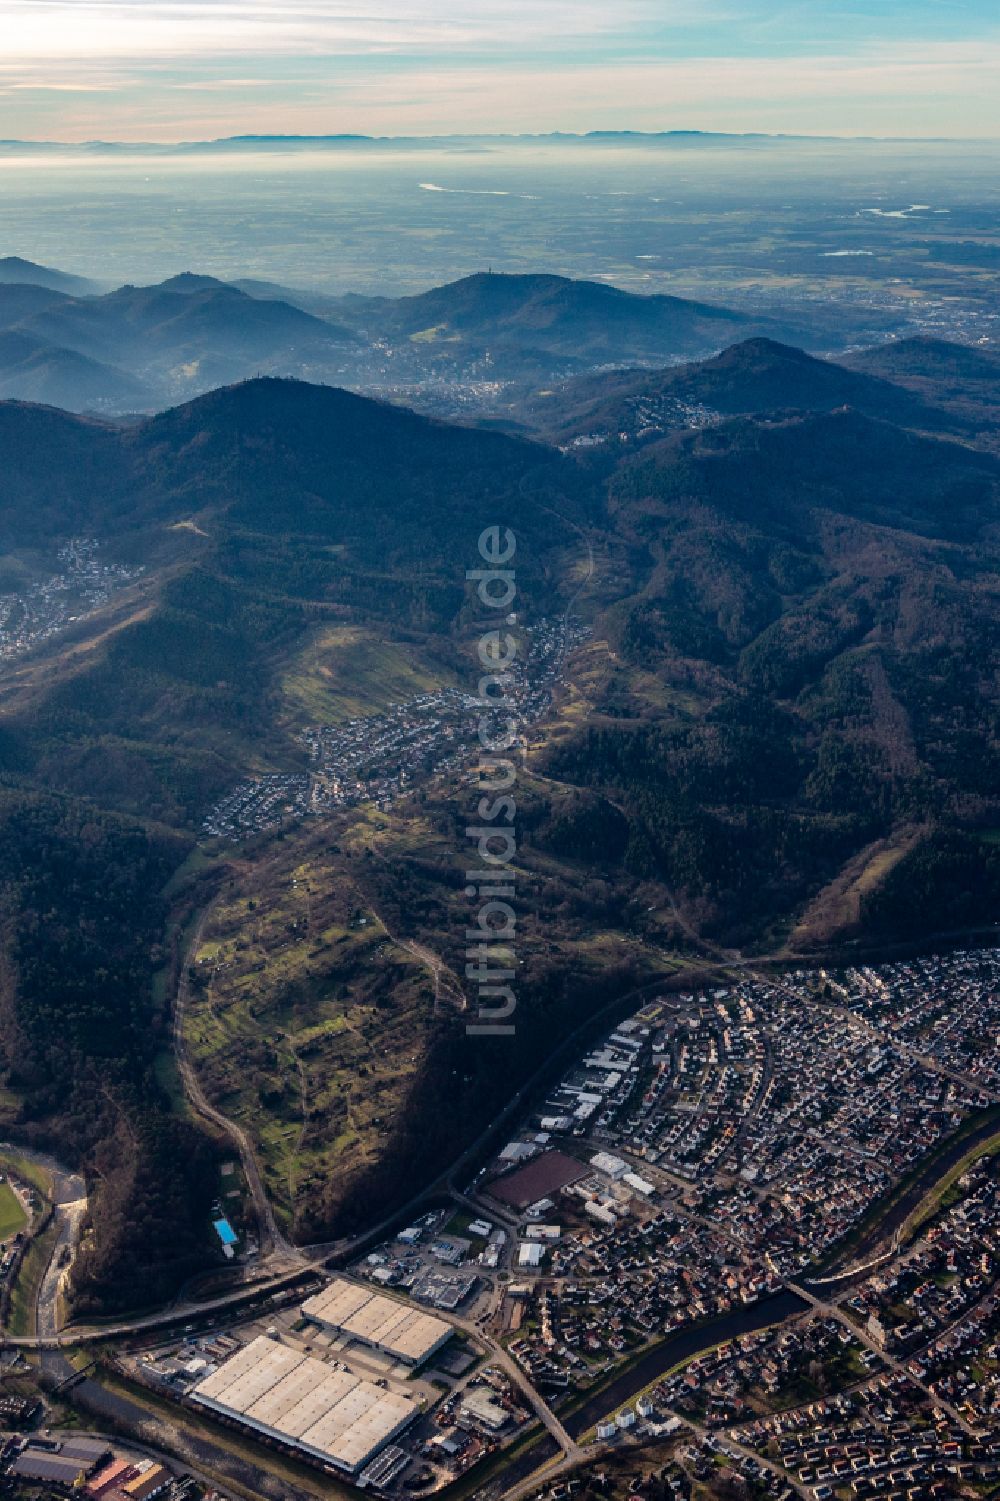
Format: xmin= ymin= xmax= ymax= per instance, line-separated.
xmin=190 ymin=1336 xmax=417 ymax=1475
xmin=302 ymin=1277 xmax=452 ymax=1366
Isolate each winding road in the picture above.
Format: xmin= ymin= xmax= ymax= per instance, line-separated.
xmin=7 ymin=545 xmax=996 ymax=1498
xmin=172 ymin=906 xmax=301 ymax=1266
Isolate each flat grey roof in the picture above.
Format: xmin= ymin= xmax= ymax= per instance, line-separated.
xmin=301 ymin=1277 xmax=452 ymax=1364
xmin=190 ymin=1336 xmax=418 ymax=1475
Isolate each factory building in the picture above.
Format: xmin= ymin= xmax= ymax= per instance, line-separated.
xmin=589 ymin=1151 xmax=627 ymax=1180
xmin=460 ymin=1390 xmax=510 ymax=1433
xmin=189 ymin=1336 xmax=418 ymax=1476
xmin=301 ymin=1277 xmax=452 ymax=1368
xmin=13 ymin=1438 xmax=111 ymax=1490
xmin=13 ymin=1453 xmax=89 ymax=1488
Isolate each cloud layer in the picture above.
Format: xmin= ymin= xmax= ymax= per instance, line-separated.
xmin=1 ymin=0 xmax=998 ymax=140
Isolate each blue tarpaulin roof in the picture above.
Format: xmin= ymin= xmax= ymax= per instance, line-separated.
xmin=213 ymin=1217 xmax=238 ymax=1246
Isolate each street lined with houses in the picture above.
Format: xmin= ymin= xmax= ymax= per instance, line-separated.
xmin=203 ymin=616 xmax=590 ymax=839
xmin=2 ymin=944 xmax=997 ymax=1501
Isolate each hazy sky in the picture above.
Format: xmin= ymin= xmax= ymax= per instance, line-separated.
xmin=2 ymin=0 xmax=998 ymax=142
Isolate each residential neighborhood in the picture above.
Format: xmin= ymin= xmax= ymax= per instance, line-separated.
xmin=202 ymin=615 xmax=591 ymax=839
xmin=0 ymin=538 xmax=145 ymax=662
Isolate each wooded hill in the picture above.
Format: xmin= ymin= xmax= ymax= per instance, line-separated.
xmin=0 ymin=338 xmax=997 ymax=1294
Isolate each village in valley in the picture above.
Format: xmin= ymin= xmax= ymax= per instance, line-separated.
xmin=40 ymin=946 xmax=992 ymax=1501
xmin=201 ymin=616 xmax=591 ymax=839
xmin=0 ymin=558 xmax=996 ymax=1501
xmin=0 ymin=482 xmax=996 ymax=1501
xmin=0 ymin=539 xmax=145 ymax=662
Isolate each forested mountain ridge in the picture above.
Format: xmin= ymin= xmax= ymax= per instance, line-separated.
xmin=0 ymin=378 xmax=587 ymax=825
xmin=0 ymin=263 xmax=820 ymax=411
xmin=546 ymin=407 xmax=1000 ymax=947
xmin=0 ymin=355 xmax=997 ymax=1295
xmin=326 ymin=271 xmax=806 ymax=370
xmin=0 ymin=256 xmax=99 ymax=295
xmin=841 ymin=337 xmax=1000 ymax=449
xmin=513 ymin=336 xmax=992 ymax=450
xmin=0 ymin=331 xmax=149 ymax=409
xmin=0 ymin=376 xmax=581 ymax=543
xmin=0 ymin=273 xmax=359 ymax=412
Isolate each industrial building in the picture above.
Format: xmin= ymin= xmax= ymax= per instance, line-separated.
xmin=590 ymin=1151 xmax=627 ymax=1180
xmin=301 ymin=1277 xmax=452 ymax=1367
xmin=189 ymin=1336 xmax=419 ymax=1476
xmin=88 ymin=1458 xmax=137 ymax=1497
xmin=12 ymin=1437 xmax=111 ymax=1490
xmin=123 ymin=1463 xmax=170 ymax=1500
xmin=13 ymin=1453 xmax=90 ymax=1488
xmin=460 ymin=1389 xmax=510 ymax=1433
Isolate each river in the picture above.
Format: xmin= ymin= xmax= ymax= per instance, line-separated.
xmin=563 ymin=1288 xmax=808 ymax=1440
xmin=811 ymin=1106 xmax=1000 ymax=1282
xmin=0 ymin=1141 xmax=87 ymax=1338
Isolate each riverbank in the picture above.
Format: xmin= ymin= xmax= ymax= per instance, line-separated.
xmin=561 ymin=1288 xmax=808 ymax=1441
xmin=0 ymin=1142 xmax=87 ymax=1338
xmin=811 ymin=1105 xmax=1000 ymax=1283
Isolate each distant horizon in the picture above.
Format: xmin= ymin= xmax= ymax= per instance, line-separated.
xmin=3 ymin=127 xmax=999 ymax=150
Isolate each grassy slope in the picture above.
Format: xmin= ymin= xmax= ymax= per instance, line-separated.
xmin=185 ymin=840 xmax=437 ymax=1235
xmin=279 ymin=623 xmax=458 ymax=727
xmin=784 ymin=829 xmax=923 ymax=954
xmin=182 ymin=720 xmax=692 ymax=1242
xmin=0 ymin=1181 xmax=27 ymax=1239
